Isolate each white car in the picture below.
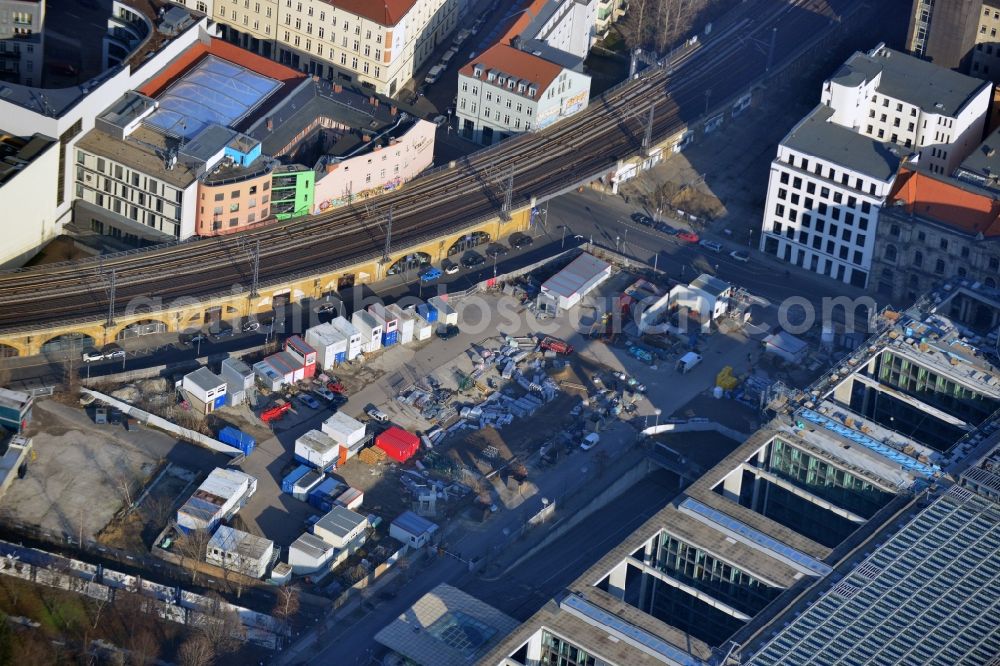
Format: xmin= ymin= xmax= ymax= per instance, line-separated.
xmin=443 ymin=260 xmax=460 ymax=275
xmin=580 ymin=433 xmax=600 ymax=451
xmin=83 ymin=351 xmax=105 ymax=362
xmin=730 ymin=249 xmax=750 ymax=263
xmin=433 ymin=115 xmax=448 ymax=127
xmin=366 ymin=406 xmax=389 ymax=422
xmin=699 ymin=240 xmax=723 ymax=253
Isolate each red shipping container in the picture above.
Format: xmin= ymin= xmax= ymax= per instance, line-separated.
xmin=376 ymin=427 xmax=420 ymax=463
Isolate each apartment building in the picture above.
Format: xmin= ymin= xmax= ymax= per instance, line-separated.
xmin=206 ymin=0 xmax=466 ymax=96
xmin=456 ymin=45 xmax=589 ymax=145
xmin=595 ymin=0 xmax=626 ymax=37
xmin=870 ymin=126 xmax=1000 ymax=302
xmin=906 ymin=0 xmax=1000 ymax=82
xmin=759 ymin=44 xmax=991 ymax=287
xmin=73 ymin=39 xmax=307 ymax=242
xmin=0 ymin=0 xmax=45 ymax=87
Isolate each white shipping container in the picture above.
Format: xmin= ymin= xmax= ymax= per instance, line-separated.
xmin=295 ymin=429 xmax=341 ymax=468
xmin=292 ymin=469 xmax=324 ymax=501
xmin=428 ymin=296 xmax=459 ymax=326
xmin=321 ymin=411 xmax=366 ymax=447
xmin=387 ymin=305 xmax=414 ymax=345
xmin=414 ymin=319 xmax=432 ymax=341
xmin=330 ymin=316 xmax=364 ymax=360
xmin=305 ymin=323 xmax=349 ymax=369
xmin=352 ymin=310 xmax=383 ymax=353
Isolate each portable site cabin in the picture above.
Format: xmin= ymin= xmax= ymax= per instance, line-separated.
xmin=206 ymin=526 xmax=274 ymax=579
xmin=220 ymin=358 xmax=255 ymax=407
xmin=428 ymin=296 xmax=459 ymax=326
xmin=176 ymin=468 xmax=257 ymax=532
xmin=284 ymin=336 xmax=318 ymax=379
xmin=295 ymin=429 xmax=341 ymax=470
xmin=253 ymin=360 xmax=284 ymax=391
xmin=322 ymin=411 xmax=367 ymax=464
xmin=410 ymin=306 xmax=433 ymax=341
xmin=305 ymin=322 xmax=349 ymax=369
xmin=288 ymin=532 xmax=336 ymax=574
xmin=368 ymin=303 xmax=399 ymax=347
xmin=386 ymin=304 xmax=414 ymax=345
xmin=330 ymin=316 xmax=364 ymax=360
xmin=352 ymin=310 xmax=383 ymax=353
xmin=181 ymin=367 xmax=227 ymax=414
xmin=264 ymin=351 xmax=305 ymax=384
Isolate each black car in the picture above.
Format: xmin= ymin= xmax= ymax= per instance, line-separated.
xmin=510 ymin=234 xmax=534 ymax=249
xmin=631 ymin=212 xmax=654 ymax=227
xmin=654 ymin=222 xmax=677 ymax=235
xmin=109 ymin=409 xmax=123 ymax=426
xmin=461 ymin=252 xmax=485 ymax=268
xmin=437 ymin=324 xmax=460 ymax=339
xmin=485 ymin=244 xmax=509 ymax=258
xmin=212 ymin=325 xmax=234 ymax=340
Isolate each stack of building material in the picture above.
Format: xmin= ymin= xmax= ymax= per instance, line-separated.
xmin=358 ymin=446 xmax=388 ymax=465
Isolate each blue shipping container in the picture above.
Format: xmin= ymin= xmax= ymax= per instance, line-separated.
xmin=213 ymin=394 xmax=227 ymax=409
xmin=281 ymin=465 xmax=312 ymax=494
xmin=218 ymin=426 xmax=256 ymax=455
xmin=382 ymin=330 xmax=398 ymax=346
xmin=334 ymin=351 xmax=347 ymax=364
xmin=417 ymin=304 xmax=437 ymax=323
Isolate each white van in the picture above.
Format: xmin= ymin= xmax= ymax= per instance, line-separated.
xmin=580 ymin=433 xmax=600 ymax=451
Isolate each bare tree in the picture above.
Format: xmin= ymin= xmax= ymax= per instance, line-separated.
xmin=176 ymin=529 xmax=212 ymax=584
xmin=272 ymin=587 xmax=300 ymax=625
xmin=126 ymin=629 xmax=160 ymax=666
xmin=197 ymin=592 xmax=246 ymax=657
xmin=177 ymin=633 xmax=215 ymax=666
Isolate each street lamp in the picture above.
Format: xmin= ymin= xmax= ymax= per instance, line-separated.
xmin=561 ymin=225 xmax=567 ymax=248
xmin=492 ymin=253 xmax=498 ymax=280
xmin=615 ymin=235 xmax=621 ymax=253
xmin=748 ymin=226 xmax=754 ymax=248
xmin=654 ymin=408 xmax=662 ymax=429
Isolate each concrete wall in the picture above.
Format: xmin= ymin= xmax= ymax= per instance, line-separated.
xmin=0 ymin=138 xmax=59 ymax=267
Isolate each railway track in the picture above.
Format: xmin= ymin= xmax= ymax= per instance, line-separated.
xmin=0 ymin=0 xmax=855 ymax=332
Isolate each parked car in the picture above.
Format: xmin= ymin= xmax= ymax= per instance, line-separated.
xmin=437 ymin=324 xmax=460 ymax=339
xmin=297 ymin=393 xmax=321 ymax=410
xmin=484 ymin=244 xmax=509 ymax=258
xmin=631 ymin=212 xmax=654 ymax=227
xmin=433 ymin=115 xmax=448 ymax=127
xmin=212 ymin=325 xmax=234 ymax=340
xmin=699 ymin=240 xmax=723 ymax=253
xmin=102 ymin=346 xmax=125 ymax=361
xmin=327 ymin=378 xmax=347 ymax=394
xmin=461 ymin=251 xmax=485 ymax=268
xmin=677 ymin=231 xmax=700 ymax=243
xmin=419 ymin=267 xmax=443 ymax=282
xmin=442 ymin=259 xmax=460 ymax=275
xmin=316 ymin=302 xmax=338 ymax=314
xmin=580 ymin=433 xmax=600 ymax=451
xmin=366 ymin=406 xmax=389 ymax=422
xmin=242 ymin=320 xmax=260 ymax=332
xmin=730 ymin=249 xmax=750 ymax=263
xmin=654 ymin=222 xmax=677 ymax=235
xmin=314 ymin=386 xmax=337 ymax=402
xmin=510 ymin=234 xmax=534 ymax=249
xmin=83 ymin=351 xmax=105 ymax=362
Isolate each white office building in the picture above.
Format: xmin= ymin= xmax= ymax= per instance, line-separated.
xmin=759 ymin=44 xmax=991 ymax=287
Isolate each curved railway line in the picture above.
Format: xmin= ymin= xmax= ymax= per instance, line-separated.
xmin=0 ymin=0 xmax=855 ymax=333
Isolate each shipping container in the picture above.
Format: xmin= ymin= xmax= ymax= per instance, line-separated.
xmin=218 ymin=426 xmax=256 ymax=455
xmin=292 ymin=470 xmax=324 ymax=501
xmin=330 ymin=316 xmax=364 ymax=360
xmin=305 ymin=323 xmax=349 ymax=369
xmin=387 ymin=305 xmax=414 ymax=345
xmin=416 ymin=303 xmax=438 ymax=323
xmin=428 ymin=296 xmax=459 ymax=326
xmin=281 ymin=465 xmax=312 ymax=494
xmin=321 ymin=412 xmax=366 ymax=447
xmin=375 ymin=427 xmax=420 ymax=463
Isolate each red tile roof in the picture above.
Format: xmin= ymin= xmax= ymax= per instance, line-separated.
xmin=502 ymin=0 xmax=549 ymax=43
xmin=459 ymin=43 xmax=562 ymax=100
xmin=890 ymin=167 xmax=1000 ymax=237
xmin=330 ymin=0 xmax=417 ymax=26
